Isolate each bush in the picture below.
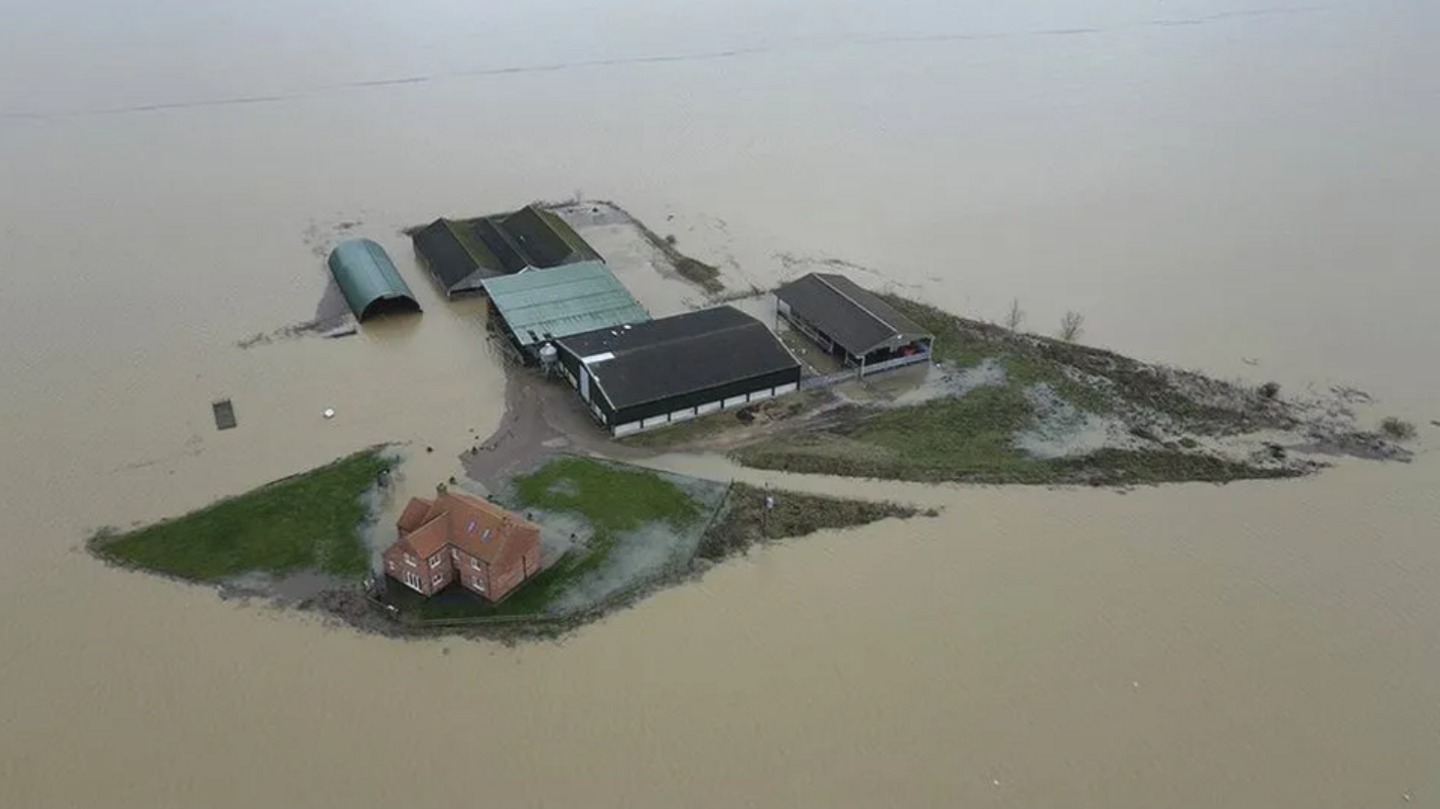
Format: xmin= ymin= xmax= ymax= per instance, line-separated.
xmin=1379 ymin=417 xmax=1416 ymax=441
xmin=1258 ymin=381 xmax=1281 ymax=399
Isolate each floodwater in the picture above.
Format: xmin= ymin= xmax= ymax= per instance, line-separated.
xmin=3 ymin=0 xmax=1439 ymax=806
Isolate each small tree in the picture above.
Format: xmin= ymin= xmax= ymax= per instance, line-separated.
xmin=1003 ymin=298 xmax=1025 ymax=331
xmin=1058 ymin=311 xmax=1085 ymax=342
xmin=1258 ymin=381 xmax=1281 ymax=400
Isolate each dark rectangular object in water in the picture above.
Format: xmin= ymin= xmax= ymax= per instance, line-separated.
xmin=212 ymin=399 xmax=237 ymax=430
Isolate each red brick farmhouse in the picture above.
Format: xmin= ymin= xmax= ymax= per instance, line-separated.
xmin=383 ymin=485 xmax=541 ymax=601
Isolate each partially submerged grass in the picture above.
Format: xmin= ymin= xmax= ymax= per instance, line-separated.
xmin=94 ymin=449 xmax=389 ymax=581
xmin=1380 ymin=417 xmax=1417 ymax=441
xmin=881 ymin=294 xmax=1292 ymax=432
xmin=512 ymin=456 xmax=701 ymax=533
xmin=736 ymin=383 xmax=1296 ymax=485
xmin=698 ymin=484 xmax=922 ymax=560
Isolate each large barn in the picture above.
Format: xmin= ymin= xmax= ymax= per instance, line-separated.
xmin=410 ymin=204 xmax=602 ymax=297
xmin=553 ymin=306 xmax=802 ymax=436
xmin=775 ymin=272 xmax=934 ymax=374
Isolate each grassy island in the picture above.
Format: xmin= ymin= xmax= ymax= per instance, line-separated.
xmin=92 ymin=449 xmax=389 ymax=581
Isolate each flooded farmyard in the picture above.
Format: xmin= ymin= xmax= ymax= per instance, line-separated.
xmin=3 ymin=1 xmax=1439 ymax=806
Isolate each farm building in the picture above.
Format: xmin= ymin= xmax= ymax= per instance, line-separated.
xmin=554 ymin=306 xmax=802 ymax=436
xmin=383 ymin=484 xmax=541 ymax=602
xmin=775 ymin=272 xmax=933 ymax=374
xmin=325 ymin=239 xmax=421 ymax=321
xmin=410 ymin=204 xmax=603 ymax=297
xmin=480 ymin=261 xmax=651 ymax=361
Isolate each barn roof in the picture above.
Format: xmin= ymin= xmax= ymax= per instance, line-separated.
xmin=325 ymin=239 xmax=421 ymax=321
xmin=557 ymin=306 xmax=800 ymax=410
xmin=775 ymin=272 xmax=930 ymax=356
xmin=481 ymin=261 xmax=651 ymax=349
xmin=410 ymin=205 xmax=603 ymax=296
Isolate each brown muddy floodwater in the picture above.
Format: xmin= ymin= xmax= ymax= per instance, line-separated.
xmin=2 ymin=1 xmax=1439 ymax=806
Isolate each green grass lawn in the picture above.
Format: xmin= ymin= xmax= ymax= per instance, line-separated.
xmin=95 ymin=449 xmax=389 ymax=581
xmin=512 ymin=456 xmax=700 ymax=534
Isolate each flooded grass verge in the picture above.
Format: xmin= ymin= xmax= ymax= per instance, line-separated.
xmin=90 ymin=448 xmax=391 ymax=580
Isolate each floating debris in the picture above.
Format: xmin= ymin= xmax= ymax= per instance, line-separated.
xmin=323 ymin=408 xmax=336 ymax=420
xmin=212 ymin=399 xmax=238 ymax=431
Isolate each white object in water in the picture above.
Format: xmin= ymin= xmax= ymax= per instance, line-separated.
xmin=323 ymin=408 xmax=336 ymax=419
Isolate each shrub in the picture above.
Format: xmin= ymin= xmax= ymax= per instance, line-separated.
xmin=1258 ymin=381 xmax=1281 ymax=399
xmin=1380 ymin=417 xmax=1416 ymax=441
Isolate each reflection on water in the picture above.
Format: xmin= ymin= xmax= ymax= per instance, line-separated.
xmin=1 ymin=1 xmax=1438 ymax=806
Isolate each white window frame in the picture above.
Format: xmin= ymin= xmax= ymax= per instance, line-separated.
xmin=431 ymin=573 xmax=443 ymax=586
xmin=429 ymin=554 xmax=442 ymax=569
xmin=471 ymin=557 xmax=482 ymax=571
xmin=404 ymin=554 xmax=417 ymax=567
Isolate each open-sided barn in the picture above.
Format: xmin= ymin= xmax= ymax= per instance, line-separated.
xmin=775 ymin=272 xmax=933 ymax=374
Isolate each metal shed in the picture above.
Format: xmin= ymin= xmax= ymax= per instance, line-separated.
xmin=327 ymin=239 xmax=422 ymax=321
xmin=481 ymin=261 xmax=651 ymax=358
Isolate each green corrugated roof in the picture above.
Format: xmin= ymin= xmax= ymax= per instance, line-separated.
xmin=327 ymin=239 xmax=421 ymax=321
xmin=481 ymin=261 xmax=650 ymax=348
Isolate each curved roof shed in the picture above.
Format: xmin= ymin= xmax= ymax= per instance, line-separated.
xmin=327 ymin=239 xmax=422 ymax=321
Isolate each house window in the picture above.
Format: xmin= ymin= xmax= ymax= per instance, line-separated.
xmin=404 ymin=571 xmax=422 ymax=591
xmin=386 ymin=560 xmax=395 ymax=570
xmin=472 ymin=578 xmax=486 ymax=591
xmin=430 ymin=554 xmax=442 ymax=569
xmin=451 ymin=548 xmax=460 ymax=561
xmin=471 ymin=557 xmax=482 ymax=571
xmin=404 ymin=554 xmax=416 ymax=567
xmin=432 ymin=573 xmax=443 ymax=586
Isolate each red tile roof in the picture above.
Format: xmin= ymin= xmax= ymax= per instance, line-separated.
xmin=397 ymin=497 xmax=434 ymax=534
xmin=393 ymin=488 xmax=540 ymax=566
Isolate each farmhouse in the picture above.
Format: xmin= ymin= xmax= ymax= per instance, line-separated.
xmin=382 ymin=485 xmax=541 ymax=601
xmin=480 ymin=260 xmax=651 ymax=361
xmin=410 ymin=204 xmax=602 ymax=297
xmin=554 ymin=306 xmax=802 ymax=436
xmin=775 ymin=272 xmax=933 ymax=374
